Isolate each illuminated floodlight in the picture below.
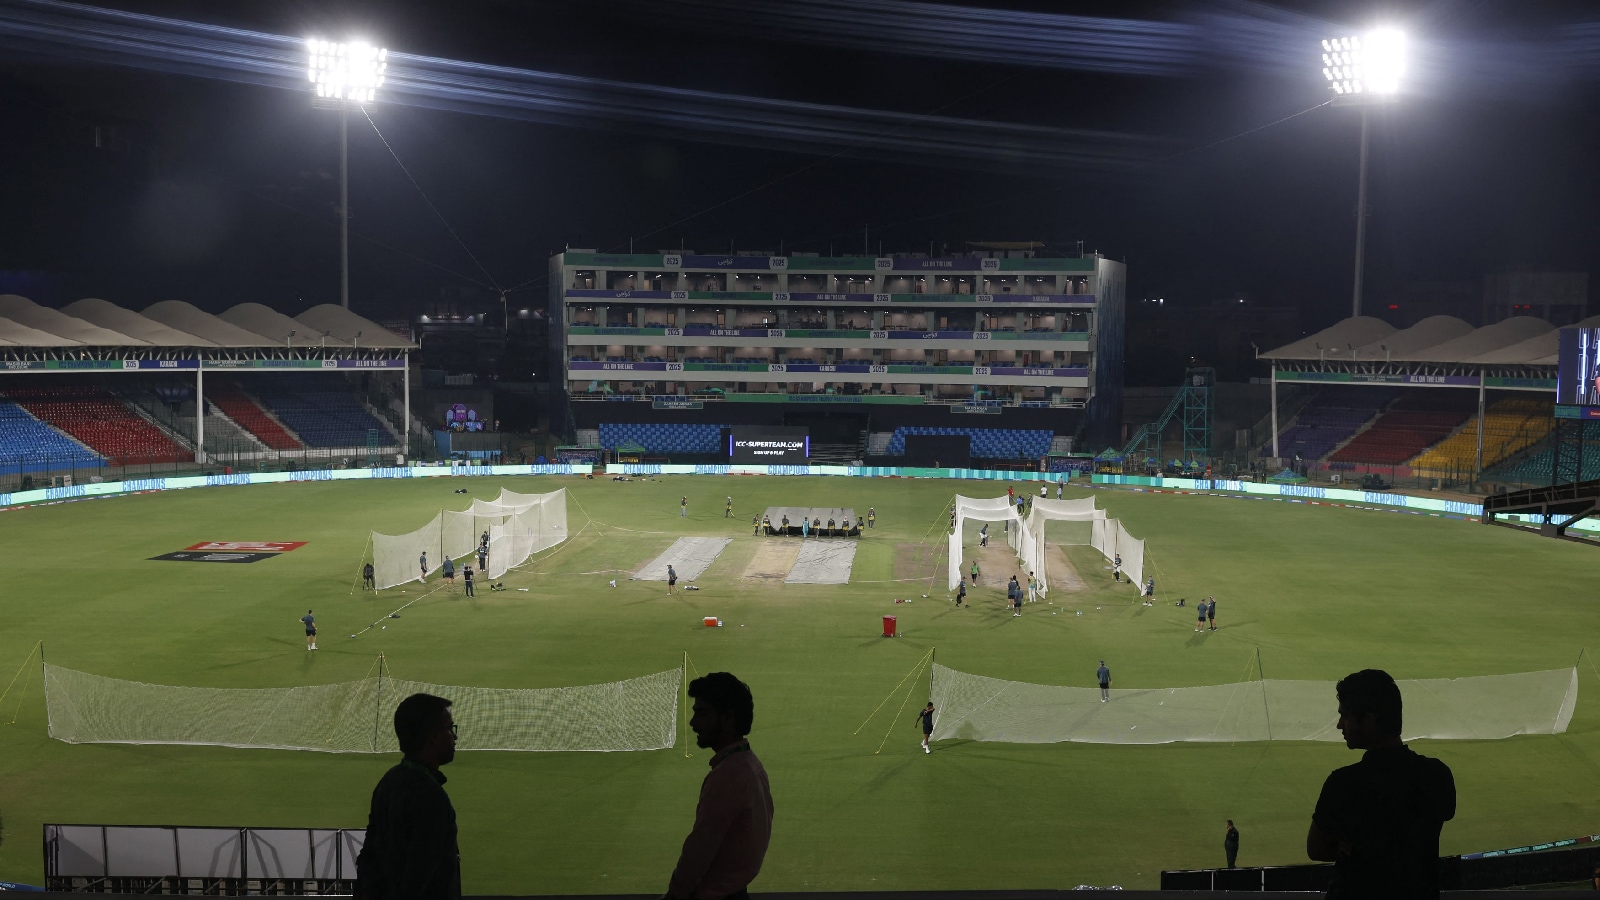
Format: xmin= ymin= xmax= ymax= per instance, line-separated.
xmin=308 ymin=39 xmax=387 ymax=104
xmin=1321 ymin=28 xmax=1405 ymax=99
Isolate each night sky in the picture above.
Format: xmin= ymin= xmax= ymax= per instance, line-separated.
xmin=0 ymin=0 xmax=1595 ymax=333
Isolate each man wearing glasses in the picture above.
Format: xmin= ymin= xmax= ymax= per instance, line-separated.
xmin=356 ymin=693 xmax=461 ymax=900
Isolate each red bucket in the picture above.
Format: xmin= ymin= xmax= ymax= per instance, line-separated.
xmin=882 ymin=614 xmax=898 ymax=637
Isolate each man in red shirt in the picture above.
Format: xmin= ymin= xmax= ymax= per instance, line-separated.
xmin=666 ymin=673 xmax=774 ymax=900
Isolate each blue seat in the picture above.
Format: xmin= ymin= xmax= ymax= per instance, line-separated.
xmin=599 ymin=423 xmax=727 ymax=455
xmin=885 ymin=427 xmax=1052 ymax=460
xmin=0 ymin=400 xmax=105 ymax=471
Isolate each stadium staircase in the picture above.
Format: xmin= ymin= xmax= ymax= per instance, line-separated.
xmin=808 ymin=441 xmax=857 ymax=464
xmin=1326 ymin=390 xmax=1475 ymax=466
xmin=4 ymin=385 xmax=188 ymax=466
xmin=210 ymin=381 xmax=303 ymax=450
xmin=1410 ymin=397 xmax=1554 ymax=477
xmin=0 ymin=400 xmax=103 ymax=471
xmin=114 ymin=386 xmax=268 ymax=456
xmin=108 ymin=388 xmax=195 ymax=453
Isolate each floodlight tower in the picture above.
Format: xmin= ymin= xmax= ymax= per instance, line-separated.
xmin=308 ymin=39 xmax=387 ymax=309
xmin=1321 ymin=28 xmax=1405 ymax=318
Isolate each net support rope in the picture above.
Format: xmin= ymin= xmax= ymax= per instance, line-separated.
xmin=44 ymin=663 xmax=681 ymax=753
xmin=930 ymin=663 xmax=1578 ymax=745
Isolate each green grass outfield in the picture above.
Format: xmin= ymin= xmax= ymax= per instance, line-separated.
xmin=2 ymin=473 xmax=1600 ymax=893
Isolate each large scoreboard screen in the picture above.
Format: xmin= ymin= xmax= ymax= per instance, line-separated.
xmin=1556 ymin=327 xmax=1600 ymax=414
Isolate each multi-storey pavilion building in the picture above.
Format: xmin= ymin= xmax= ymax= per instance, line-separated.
xmin=547 ymin=249 xmax=1125 ymax=460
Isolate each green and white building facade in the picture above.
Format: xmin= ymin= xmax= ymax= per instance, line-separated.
xmin=548 ymin=250 xmax=1126 ymax=454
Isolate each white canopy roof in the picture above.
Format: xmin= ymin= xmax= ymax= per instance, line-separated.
xmin=0 ymin=294 xmax=143 ymax=345
xmin=1263 ymin=315 xmax=1564 ymax=366
xmin=220 ymin=303 xmax=348 ymax=347
xmin=1259 ymin=317 xmax=1395 ymax=361
xmin=141 ymin=301 xmax=287 ymax=348
xmin=61 ymin=298 xmax=215 ymax=347
xmin=295 ymin=304 xmax=416 ymax=349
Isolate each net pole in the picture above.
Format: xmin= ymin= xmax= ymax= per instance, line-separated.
xmin=39 ymin=642 xmax=50 ymax=738
xmin=1257 ymin=647 xmax=1273 ymax=741
xmin=681 ymin=650 xmax=689 ymax=759
xmin=371 ymin=653 xmax=386 ymax=753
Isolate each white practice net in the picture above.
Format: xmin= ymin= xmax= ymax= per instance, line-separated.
xmin=947 ymin=495 xmax=1022 ymax=590
xmin=950 ymin=494 xmax=1145 ymax=596
xmin=930 ymin=663 xmax=1578 ymax=744
xmin=44 ymin=664 xmax=681 ymax=753
xmin=1017 ymin=498 xmax=1101 ymax=594
xmin=370 ymin=488 xmax=568 ymax=589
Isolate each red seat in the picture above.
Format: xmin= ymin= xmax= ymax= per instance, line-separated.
xmin=7 ymin=385 xmax=188 ymax=466
xmin=209 ymin=382 xmax=302 ymax=450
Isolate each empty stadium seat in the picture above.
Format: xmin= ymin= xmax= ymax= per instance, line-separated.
xmin=1328 ymin=391 xmax=1477 ymax=466
xmin=599 ymin=424 xmax=725 ymax=455
xmin=4 ymin=385 xmax=187 ymax=467
xmin=1489 ymin=421 xmax=1600 ymax=484
xmin=1411 ymin=397 xmax=1554 ymax=475
xmin=208 ymin=382 xmax=302 ymax=450
xmin=237 ymin=375 xmax=393 ymax=449
xmin=0 ymin=400 xmax=104 ymax=471
xmin=884 ymin=427 xmax=1052 ymax=460
xmin=1266 ymin=387 xmax=1395 ymax=461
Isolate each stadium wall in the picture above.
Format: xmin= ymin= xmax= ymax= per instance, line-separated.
xmin=572 ymin=401 xmax=1083 ymax=432
xmin=0 ymin=460 xmax=1583 ymax=535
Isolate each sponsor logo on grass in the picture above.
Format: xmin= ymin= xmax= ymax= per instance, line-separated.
xmin=184 ymin=541 xmax=307 ymax=553
xmin=150 ymin=551 xmax=282 ymax=564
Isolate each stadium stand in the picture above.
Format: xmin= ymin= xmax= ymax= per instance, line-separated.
xmin=1326 ymin=390 xmax=1477 ymax=466
xmin=1489 ymin=421 xmax=1600 ymax=484
xmin=598 ymin=423 xmax=724 ymax=455
xmin=1264 ymin=387 xmax=1395 ymax=460
xmin=238 ymin=375 xmax=393 ymax=449
xmin=0 ymin=400 xmax=103 ymax=470
xmin=114 ymin=383 xmax=264 ymax=455
xmin=884 ymin=427 xmax=1053 ymax=459
xmin=1410 ymin=396 xmax=1555 ymax=475
xmin=3 ymin=384 xmax=188 ymax=466
xmin=207 ymin=381 xmax=302 ymax=450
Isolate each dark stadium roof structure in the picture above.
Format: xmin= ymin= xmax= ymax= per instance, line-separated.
xmin=0 ymin=295 xmax=415 ymax=361
xmin=1261 ymin=314 xmax=1595 ymax=368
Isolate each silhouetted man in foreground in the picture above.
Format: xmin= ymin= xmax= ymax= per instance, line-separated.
xmin=666 ymin=672 xmax=774 ymax=900
xmin=1307 ymin=669 xmax=1455 ymax=899
xmin=357 ymin=693 xmax=461 ymax=900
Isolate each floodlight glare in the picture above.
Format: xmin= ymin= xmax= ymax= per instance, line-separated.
xmin=1321 ymin=28 xmax=1405 ymax=98
xmin=307 ymin=39 xmax=387 ymax=103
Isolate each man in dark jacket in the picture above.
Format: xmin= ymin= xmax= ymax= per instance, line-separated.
xmin=356 ymin=693 xmax=461 ymax=900
xmin=1307 ymin=669 xmax=1455 ymax=899
xmin=1224 ymin=820 xmax=1240 ymax=868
